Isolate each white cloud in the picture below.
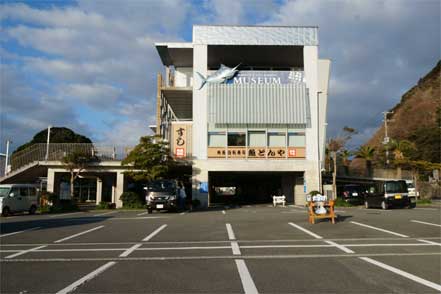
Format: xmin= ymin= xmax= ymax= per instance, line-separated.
xmin=61 ymin=83 xmax=122 ymax=108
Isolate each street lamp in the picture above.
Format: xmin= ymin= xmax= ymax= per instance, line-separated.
xmin=317 ymin=91 xmax=323 ymax=194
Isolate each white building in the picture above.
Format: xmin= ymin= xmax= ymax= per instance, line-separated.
xmin=155 ymin=25 xmax=330 ymax=207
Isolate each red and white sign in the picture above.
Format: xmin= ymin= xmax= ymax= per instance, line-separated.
xmin=288 ymin=149 xmax=296 ymax=157
xmin=175 ymin=148 xmax=185 ymax=158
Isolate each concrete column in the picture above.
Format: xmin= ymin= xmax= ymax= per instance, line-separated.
xmin=47 ymin=169 xmax=55 ymax=193
xmin=115 ymin=172 xmax=124 ymax=208
xmin=192 ymin=44 xmax=208 ymax=160
xmin=96 ymin=177 xmax=102 ymax=205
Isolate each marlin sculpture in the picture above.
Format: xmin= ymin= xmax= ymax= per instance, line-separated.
xmin=195 ymin=64 xmax=241 ymax=90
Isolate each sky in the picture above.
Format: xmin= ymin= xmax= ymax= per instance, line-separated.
xmin=1 ymin=0 xmax=440 ymax=153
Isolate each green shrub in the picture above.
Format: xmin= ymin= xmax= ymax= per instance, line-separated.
xmin=96 ymin=201 xmax=115 ymax=209
xmin=309 ymin=190 xmax=321 ymax=196
xmin=334 ymin=197 xmax=355 ymax=207
xmin=47 ymin=200 xmax=79 ymax=213
xmin=120 ymin=192 xmax=144 ymax=208
xmin=417 ymin=199 xmax=432 ymax=205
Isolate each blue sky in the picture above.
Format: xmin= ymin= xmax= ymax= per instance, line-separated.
xmin=1 ymin=0 xmax=440 ymax=153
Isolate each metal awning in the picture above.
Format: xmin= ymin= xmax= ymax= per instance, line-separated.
xmin=208 ymin=83 xmax=310 ymax=125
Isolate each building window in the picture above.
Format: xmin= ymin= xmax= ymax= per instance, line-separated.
xmin=268 ymin=132 xmax=285 ymax=147
xmin=288 ymin=132 xmax=305 ymax=147
xmin=228 ymin=133 xmax=246 ymax=146
xmin=208 ymin=132 xmax=226 ymax=147
xmin=248 ymin=131 xmax=266 ymax=147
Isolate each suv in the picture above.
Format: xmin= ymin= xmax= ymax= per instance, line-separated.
xmin=341 ymin=184 xmax=365 ymax=205
xmin=145 ymin=180 xmax=178 ymax=213
xmin=0 ymin=184 xmax=39 ymax=216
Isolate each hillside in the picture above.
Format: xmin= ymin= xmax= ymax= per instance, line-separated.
xmin=366 ymin=60 xmax=441 ymax=163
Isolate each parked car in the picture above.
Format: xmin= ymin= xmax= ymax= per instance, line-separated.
xmin=405 ymin=180 xmax=419 ymax=199
xmin=341 ymin=184 xmax=365 ymax=205
xmin=144 ymin=180 xmax=178 ymax=213
xmin=0 ymin=184 xmax=39 ymax=216
xmin=364 ymin=180 xmax=414 ymax=210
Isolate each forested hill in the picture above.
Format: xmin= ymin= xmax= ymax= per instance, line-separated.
xmin=366 ymin=60 xmax=440 ymax=163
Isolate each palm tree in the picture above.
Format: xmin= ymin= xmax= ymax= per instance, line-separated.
xmin=340 ymin=149 xmax=352 ymax=176
xmin=387 ymin=139 xmax=416 ymax=160
xmin=355 ymin=145 xmax=376 ymax=177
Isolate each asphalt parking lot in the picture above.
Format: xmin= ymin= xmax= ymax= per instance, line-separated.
xmin=1 ymin=204 xmax=440 ymax=294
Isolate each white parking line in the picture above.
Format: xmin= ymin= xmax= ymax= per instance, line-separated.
xmin=411 ymin=220 xmax=441 ymax=227
xmin=359 ymin=257 xmax=441 ymax=292
xmin=119 ymin=243 xmax=142 ymax=257
xmin=93 ymin=211 xmax=117 ymax=217
xmin=142 ymin=224 xmax=167 ymax=241
xmin=324 ymin=240 xmax=354 ymax=253
xmin=231 ymin=241 xmax=241 ymax=255
xmin=417 ymin=239 xmax=441 ymax=246
xmin=222 ymin=210 xmax=226 ymax=215
xmin=56 ymin=261 xmax=116 ymax=294
xmin=415 ymin=208 xmax=438 ymax=211
xmin=180 ymin=212 xmax=186 ymax=215
xmin=288 ymin=222 xmax=323 ymax=239
xmin=137 ymin=211 xmax=149 ymax=216
xmin=49 ymin=212 xmax=83 ymax=218
xmin=54 ymin=226 xmax=105 ymax=243
xmin=350 ymin=221 xmax=409 ymax=238
xmin=5 ymin=245 xmax=47 ymax=259
xmin=226 ymin=223 xmax=236 ymax=240
xmin=235 ymin=259 xmax=258 ymax=294
xmin=0 ymin=227 xmax=41 ymax=238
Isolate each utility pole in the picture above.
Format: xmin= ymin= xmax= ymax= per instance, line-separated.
xmin=382 ymin=111 xmax=393 ymax=166
xmin=317 ymin=91 xmax=323 ymax=194
xmin=1 ymin=140 xmax=11 ymax=175
xmin=45 ymin=125 xmax=52 ymax=161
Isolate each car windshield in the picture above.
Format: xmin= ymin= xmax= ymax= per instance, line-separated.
xmin=385 ymin=181 xmax=408 ymax=193
xmin=407 ymin=183 xmax=415 ymax=188
xmin=146 ymin=181 xmax=176 ymax=193
xmin=0 ymin=187 xmax=11 ymax=197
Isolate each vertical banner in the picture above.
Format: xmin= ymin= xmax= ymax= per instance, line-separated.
xmin=173 ymin=124 xmax=187 ymax=158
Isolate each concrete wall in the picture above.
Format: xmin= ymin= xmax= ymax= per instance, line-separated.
xmin=175 ymin=67 xmax=193 ymax=87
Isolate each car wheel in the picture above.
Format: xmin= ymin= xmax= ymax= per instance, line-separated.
xmin=2 ymin=207 xmax=10 ymax=217
xmin=408 ymin=203 xmax=416 ymax=209
xmin=147 ymin=208 xmax=153 ymax=214
xmin=381 ymin=201 xmax=388 ymax=210
xmin=364 ymin=201 xmax=369 ymax=209
xmin=29 ymin=205 xmax=37 ymax=215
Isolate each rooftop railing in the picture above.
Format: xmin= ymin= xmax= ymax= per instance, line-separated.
xmin=9 ymin=143 xmax=133 ymax=172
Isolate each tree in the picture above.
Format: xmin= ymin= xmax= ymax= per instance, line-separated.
xmin=340 ymin=149 xmax=352 ymax=175
xmin=327 ymin=126 xmax=357 ymax=197
xmin=387 ymin=139 xmax=416 ymax=160
xmin=62 ymin=150 xmax=98 ymax=199
xmin=14 ymin=127 xmax=92 ymax=154
xmin=122 ymin=136 xmax=174 ymax=182
xmin=355 ymin=145 xmax=376 ymax=177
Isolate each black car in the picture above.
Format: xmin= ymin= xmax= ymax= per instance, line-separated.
xmin=341 ymin=184 xmax=365 ymax=205
xmin=144 ymin=180 xmax=178 ymax=213
xmin=364 ymin=180 xmax=413 ymax=210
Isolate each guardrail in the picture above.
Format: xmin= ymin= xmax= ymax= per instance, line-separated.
xmin=9 ymin=143 xmax=133 ymax=172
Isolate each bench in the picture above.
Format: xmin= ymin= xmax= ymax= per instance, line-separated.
xmin=308 ymin=200 xmax=336 ymax=224
xmin=273 ymin=195 xmax=286 ymax=207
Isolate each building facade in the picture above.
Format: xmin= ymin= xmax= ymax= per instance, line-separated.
xmin=155 ymin=25 xmax=330 ymax=207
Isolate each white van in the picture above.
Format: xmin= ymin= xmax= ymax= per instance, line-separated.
xmin=0 ymin=184 xmax=39 ymax=216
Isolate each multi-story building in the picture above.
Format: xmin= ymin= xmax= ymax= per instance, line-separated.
xmin=155 ymin=25 xmax=330 ymax=207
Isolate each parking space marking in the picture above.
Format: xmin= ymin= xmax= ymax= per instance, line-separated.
xmin=415 ymin=208 xmax=438 ymax=211
xmin=54 ymin=226 xmax=105 ymax=243
xmin=324 ymin=240 xmax=354 ymax=253
xmin=235 ymin=259 xmax=259 ymax=294
xmin=411 ymin=220 xmax=441 ymax=227
xmin=359 ymin=257 xmax=441 ymax=292
xmin=222 ymin=210 xmax=226 ymax=215
xmin=137 ymin=211 xmax=149 ymax=216
xmin=56 ymin=261 xmax=117 ymax=294
xmin=179 ymin=212 xmax=186 ymax=215
xmin=93 ymin=211 xmax=117 ymax=217
xmin=49 ymin=212 xmax=83 ymax=218
xmin=0 ymin=227 xmax=41 ymax=238
xmin=226 ymin=223 xmax=236 ymax=240
xmin=350 ymin=221 xmax=409 ymax=238
xmin=417 ymin=239 xmax=441 ymax=246
xmin=119 ymin=243 xmax=142 ymax=257
xmin=142 ymin=224 xmax=167 ymax=241
xmin=288 ymin=222 xmax=323 ymax=239
xmin=231 ymin=241 xmax=241 ymax=255
xmin=5 ymin=245 xmax=47 ymax=259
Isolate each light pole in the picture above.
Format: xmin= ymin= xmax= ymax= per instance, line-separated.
xmin=1 ymin=140 xmax=11 ymax=175
xmin=317 ymin=91 xmax=323 ymax=194
xmin=45 ymin=125 xmax=52 ymax=161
